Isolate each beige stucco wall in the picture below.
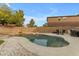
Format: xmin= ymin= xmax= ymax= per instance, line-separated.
xmin=0 ymin=27 xmax=36 ymax=35
xmin=0 ymin=27 xmax=58 ymax=35
xmin=48 ymin=16 xmax=79 ymax=27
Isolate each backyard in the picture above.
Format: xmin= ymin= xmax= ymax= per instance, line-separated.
xmin=0 ymin=3 xmax=79 ymax=56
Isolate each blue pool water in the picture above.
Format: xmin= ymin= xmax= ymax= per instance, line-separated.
xmin=23 ymin=34 xmax=69 ymax=47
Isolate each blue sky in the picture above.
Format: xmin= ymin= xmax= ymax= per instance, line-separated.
xmin=9 ymin=3 xmax=79 ymax=26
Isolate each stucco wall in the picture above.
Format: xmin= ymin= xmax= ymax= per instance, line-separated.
xmin=0 ymin=27 xmax=36 ymax=35
xmin=0 ymin=27 xmax=56 ymax=35
xmin=48 ymin=15 xmax=79 ymax=27
xmin=0 ymin=27 xmax=58 ymax=35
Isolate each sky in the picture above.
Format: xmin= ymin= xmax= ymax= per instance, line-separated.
xmin=8 ymin=3 xmax=79 ymax=26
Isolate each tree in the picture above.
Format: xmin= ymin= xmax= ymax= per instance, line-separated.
xmin=0 ymin=4 xmax=25 ymax=26
xmin=0 ymin=8 xmax=10 ymax=25
xmin=43 ymin=23 xmax=48 ymax=27
xmin=27 ymin=19 xmax=37 ymax=27
xmin=14 ymin=10 xmax=25 ymax=26
xmin=8 ymin=15 xmax=16 ymax=24
xmin=0 ymin=4 xmax=11 ymax=11
xmin=0 ymin=4 xmax=12 ymax=25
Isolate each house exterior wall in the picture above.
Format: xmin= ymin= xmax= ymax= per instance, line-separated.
xmin=47 ymin=15 xmax=79 ymax=27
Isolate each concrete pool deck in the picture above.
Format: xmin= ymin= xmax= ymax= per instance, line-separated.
xmin=0 ymin=33 xmax=79 ymax=56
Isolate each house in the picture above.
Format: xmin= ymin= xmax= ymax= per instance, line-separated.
xmin=47 ymin=15 xmax=79 ymax=27
xmin=47 ymin=15 xmax=79 ymax=36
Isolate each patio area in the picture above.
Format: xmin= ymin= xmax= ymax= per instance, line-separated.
xmin=0 ymin=33 xmax=79 ymax=56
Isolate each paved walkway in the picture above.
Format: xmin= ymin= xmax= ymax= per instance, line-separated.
xmin=0 ymin=36 xmax=36 ymax=56
xmin=0 ymin=33 xmax=79 ymax=56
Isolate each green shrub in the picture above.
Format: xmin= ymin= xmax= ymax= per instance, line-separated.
xmin=0 ymin=40 xmax=4 ymax=45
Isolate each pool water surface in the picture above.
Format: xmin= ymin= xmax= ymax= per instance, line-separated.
xmin=23 ymin=34 xmax=69 ymax=47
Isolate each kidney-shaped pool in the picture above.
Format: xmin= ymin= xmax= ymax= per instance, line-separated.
xmin=22 ymin=34 xmax=69 ymax=47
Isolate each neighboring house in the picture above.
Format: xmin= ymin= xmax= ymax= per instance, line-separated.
xmin=47 ymin=15 xmax=79 ymax=36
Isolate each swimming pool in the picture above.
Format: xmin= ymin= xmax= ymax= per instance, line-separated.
xmin=23 ymin=34 xmax=69 ymax=47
